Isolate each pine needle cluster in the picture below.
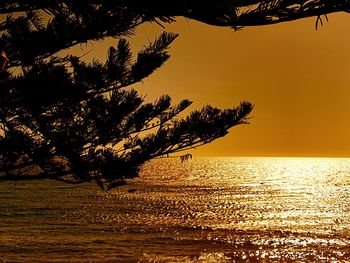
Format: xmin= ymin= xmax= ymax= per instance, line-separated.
xmin=0 ymin=2 xmax=255 ymax=189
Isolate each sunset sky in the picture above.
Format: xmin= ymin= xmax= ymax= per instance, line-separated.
xmin=86 ymin=13 xmax=350 ymax=157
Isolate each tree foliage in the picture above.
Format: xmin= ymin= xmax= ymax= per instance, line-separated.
xmin=0 ymin=0 xmax=350 ymax=188
xmin=0 ymin=2 xmax=256 ymax=189
xmin=1 ymin=1 xmax=347 ymax=30
xmin=2 ymin=0 xmax=340 ymax=188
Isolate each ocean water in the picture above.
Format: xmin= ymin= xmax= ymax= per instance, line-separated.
xmin=1 ymin=157 xmax=350 ymax=262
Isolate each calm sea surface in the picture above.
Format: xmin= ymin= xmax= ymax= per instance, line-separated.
xmin=2 ymin=157 xmax=350 ymax=262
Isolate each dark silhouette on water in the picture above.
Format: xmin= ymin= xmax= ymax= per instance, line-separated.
xmin=180 ymin=154 xmax=192 ymax=163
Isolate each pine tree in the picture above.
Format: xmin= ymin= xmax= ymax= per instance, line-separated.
xmin=0 ymin=3 xmax=255 ymax=189
xmin=1 ymin=0 xmax=345 ymax=189
xmin=0 ymin=1 xmax=345 ymax=31
xmin=1 ymin=0 xmax=338 ymax=189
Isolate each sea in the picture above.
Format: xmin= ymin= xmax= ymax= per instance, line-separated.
xmin=1 ymin=157 xmax=350 ymax=262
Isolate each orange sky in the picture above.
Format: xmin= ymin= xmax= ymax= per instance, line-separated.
xmin=86 ymin=13 xmax=350 ymax=157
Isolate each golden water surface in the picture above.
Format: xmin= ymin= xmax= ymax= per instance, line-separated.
xmin=1 ymin=157 xmax=350 ymax=262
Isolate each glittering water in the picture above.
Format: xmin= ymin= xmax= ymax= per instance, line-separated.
xmin=2 ymin=157 xmax=350 ymax=262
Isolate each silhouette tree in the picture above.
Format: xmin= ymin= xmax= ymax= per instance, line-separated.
xmin=0 ymin=3 xmax=255 ymax=189
xmin=1 ymin=0 xmax=338 ymax=188
xmin=1 ymin=1 xmax=346 ymax=32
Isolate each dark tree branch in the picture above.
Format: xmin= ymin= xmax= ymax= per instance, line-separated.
xmin=0 ymin=1 xmax=260 ymax=188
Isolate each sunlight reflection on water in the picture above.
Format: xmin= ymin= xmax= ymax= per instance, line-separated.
xmin=1 ymin=157 xmax=350 ymax=261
